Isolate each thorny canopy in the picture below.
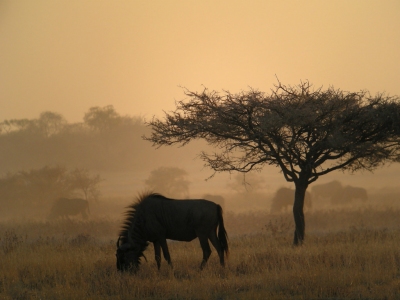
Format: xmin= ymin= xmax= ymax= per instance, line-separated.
xmin=145 ymin=81 xmax=400 ymax=185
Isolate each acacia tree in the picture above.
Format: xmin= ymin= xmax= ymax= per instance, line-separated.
xmin=67 ymin=168 xmax=102 ymax=202
xmin=145 ymin=81 xmax=400 ymax=245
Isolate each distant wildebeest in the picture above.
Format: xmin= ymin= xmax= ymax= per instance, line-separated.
xmin=311 ymin=181 xmax=368 ymax=205
xmin=48 ymin=198 xmax=90 ymax=220
xmin=202 ymin=194 xmax=225 ymax=210
xmin=311 ymin=180 xmax=342 ymax=201
xmin=116 ymin=192 xmax=229 ymax=272
xmin=270 ymin=187 xmax=312 ymax=213
xmin=331 ymin=185 xmax=368 ymax=205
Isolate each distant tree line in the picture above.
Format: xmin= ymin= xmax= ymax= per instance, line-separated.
xmin=0 ymin=105 xmax=205 ymax=173
xmin=0 ymin=165 xmax=101 ymax=217
xmin=0 ymin=106 xmax=155 ymax=172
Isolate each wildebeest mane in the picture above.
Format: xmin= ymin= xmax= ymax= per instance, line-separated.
xmin=119 ymin=192 xmax=168 ymax=263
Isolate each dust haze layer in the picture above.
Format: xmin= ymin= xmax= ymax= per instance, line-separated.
xmin=1 ymin=1 xmax=400 ymax=219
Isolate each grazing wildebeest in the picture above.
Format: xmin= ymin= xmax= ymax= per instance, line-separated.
xmin=116 ymin=192 xmax=229 ymax=272
xmin=48 ymin=198 xmax=90 ymax=220
xmin=311 ymin=180 xmax=342 ymax=201
xmin=331 ymin=185 xmax=368 ymax=205
xmin=270 ymin=187 xmax=312 ymax=213
xmin=311 ymin=180 xmax=368 ymax=206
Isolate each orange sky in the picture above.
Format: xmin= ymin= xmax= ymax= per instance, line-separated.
xmin=1 ymin=0 xmax=399 ymax=123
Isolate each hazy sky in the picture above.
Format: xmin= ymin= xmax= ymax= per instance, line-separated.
xmin=1 ymin=0 xmax=399 ymax=123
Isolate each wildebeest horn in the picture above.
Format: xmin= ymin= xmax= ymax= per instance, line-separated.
xmin=117 ymin=236 xmax=132 ymax=251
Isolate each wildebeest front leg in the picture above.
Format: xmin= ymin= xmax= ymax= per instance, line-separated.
xmin=160 ymin=239 xmax=173 ymax=268
xmin=153 ymin=242 xmax=162 ymax=269
xmin=198 ymin=234 xmax=212 ymax=269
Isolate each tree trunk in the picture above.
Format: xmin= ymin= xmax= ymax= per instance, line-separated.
xmin=293 ymin=181 xmax=307 ymax=245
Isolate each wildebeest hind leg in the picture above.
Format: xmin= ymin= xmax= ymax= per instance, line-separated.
xmin=198 ymin=234 xmax=212 ymax=269
xmin=153 ymin=242 xmax=162 ymax=269
xmin=209 ymin=231 xmax=224 ymax=266
xmin=160 ymin=239 xmax=173 ymax=268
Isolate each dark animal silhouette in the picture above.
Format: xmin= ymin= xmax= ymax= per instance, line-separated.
xmin=311 ymin=181 xmax=368 ymax=205
xmin=48 ymin=198 xmax=90 ymax=220
xmin=270 ymin=187 xmax=312 ymax=213
xmin=311 ymin=180 xmax=342 ymax=201
xmin=116 ymin=192 xmax=229 ymax=272
xmin=331 ymin=186 xmax=368 ymax=204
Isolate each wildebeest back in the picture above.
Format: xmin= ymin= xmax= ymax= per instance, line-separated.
xmin=139 ymin=196 xmax=219 ymax=242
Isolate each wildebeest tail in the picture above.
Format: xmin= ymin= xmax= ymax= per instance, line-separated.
xmin=217 ymin=205 xmax=229 ymax=257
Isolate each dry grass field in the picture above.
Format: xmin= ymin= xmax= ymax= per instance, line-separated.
xmin=1 ymin=207 xmax=400 ymax=299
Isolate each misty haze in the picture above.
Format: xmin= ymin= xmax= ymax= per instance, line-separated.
xmin=1 ymin=104 xmax=400 ymax=220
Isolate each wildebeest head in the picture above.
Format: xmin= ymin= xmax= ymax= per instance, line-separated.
xmin=116 ymin=235 xmax=149 ymax=272
xmin=116 ymin=236 xmax=140 ymax=272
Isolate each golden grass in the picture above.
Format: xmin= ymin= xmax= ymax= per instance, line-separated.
xmin=1 ymin=209 xmax=400 ymax=299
